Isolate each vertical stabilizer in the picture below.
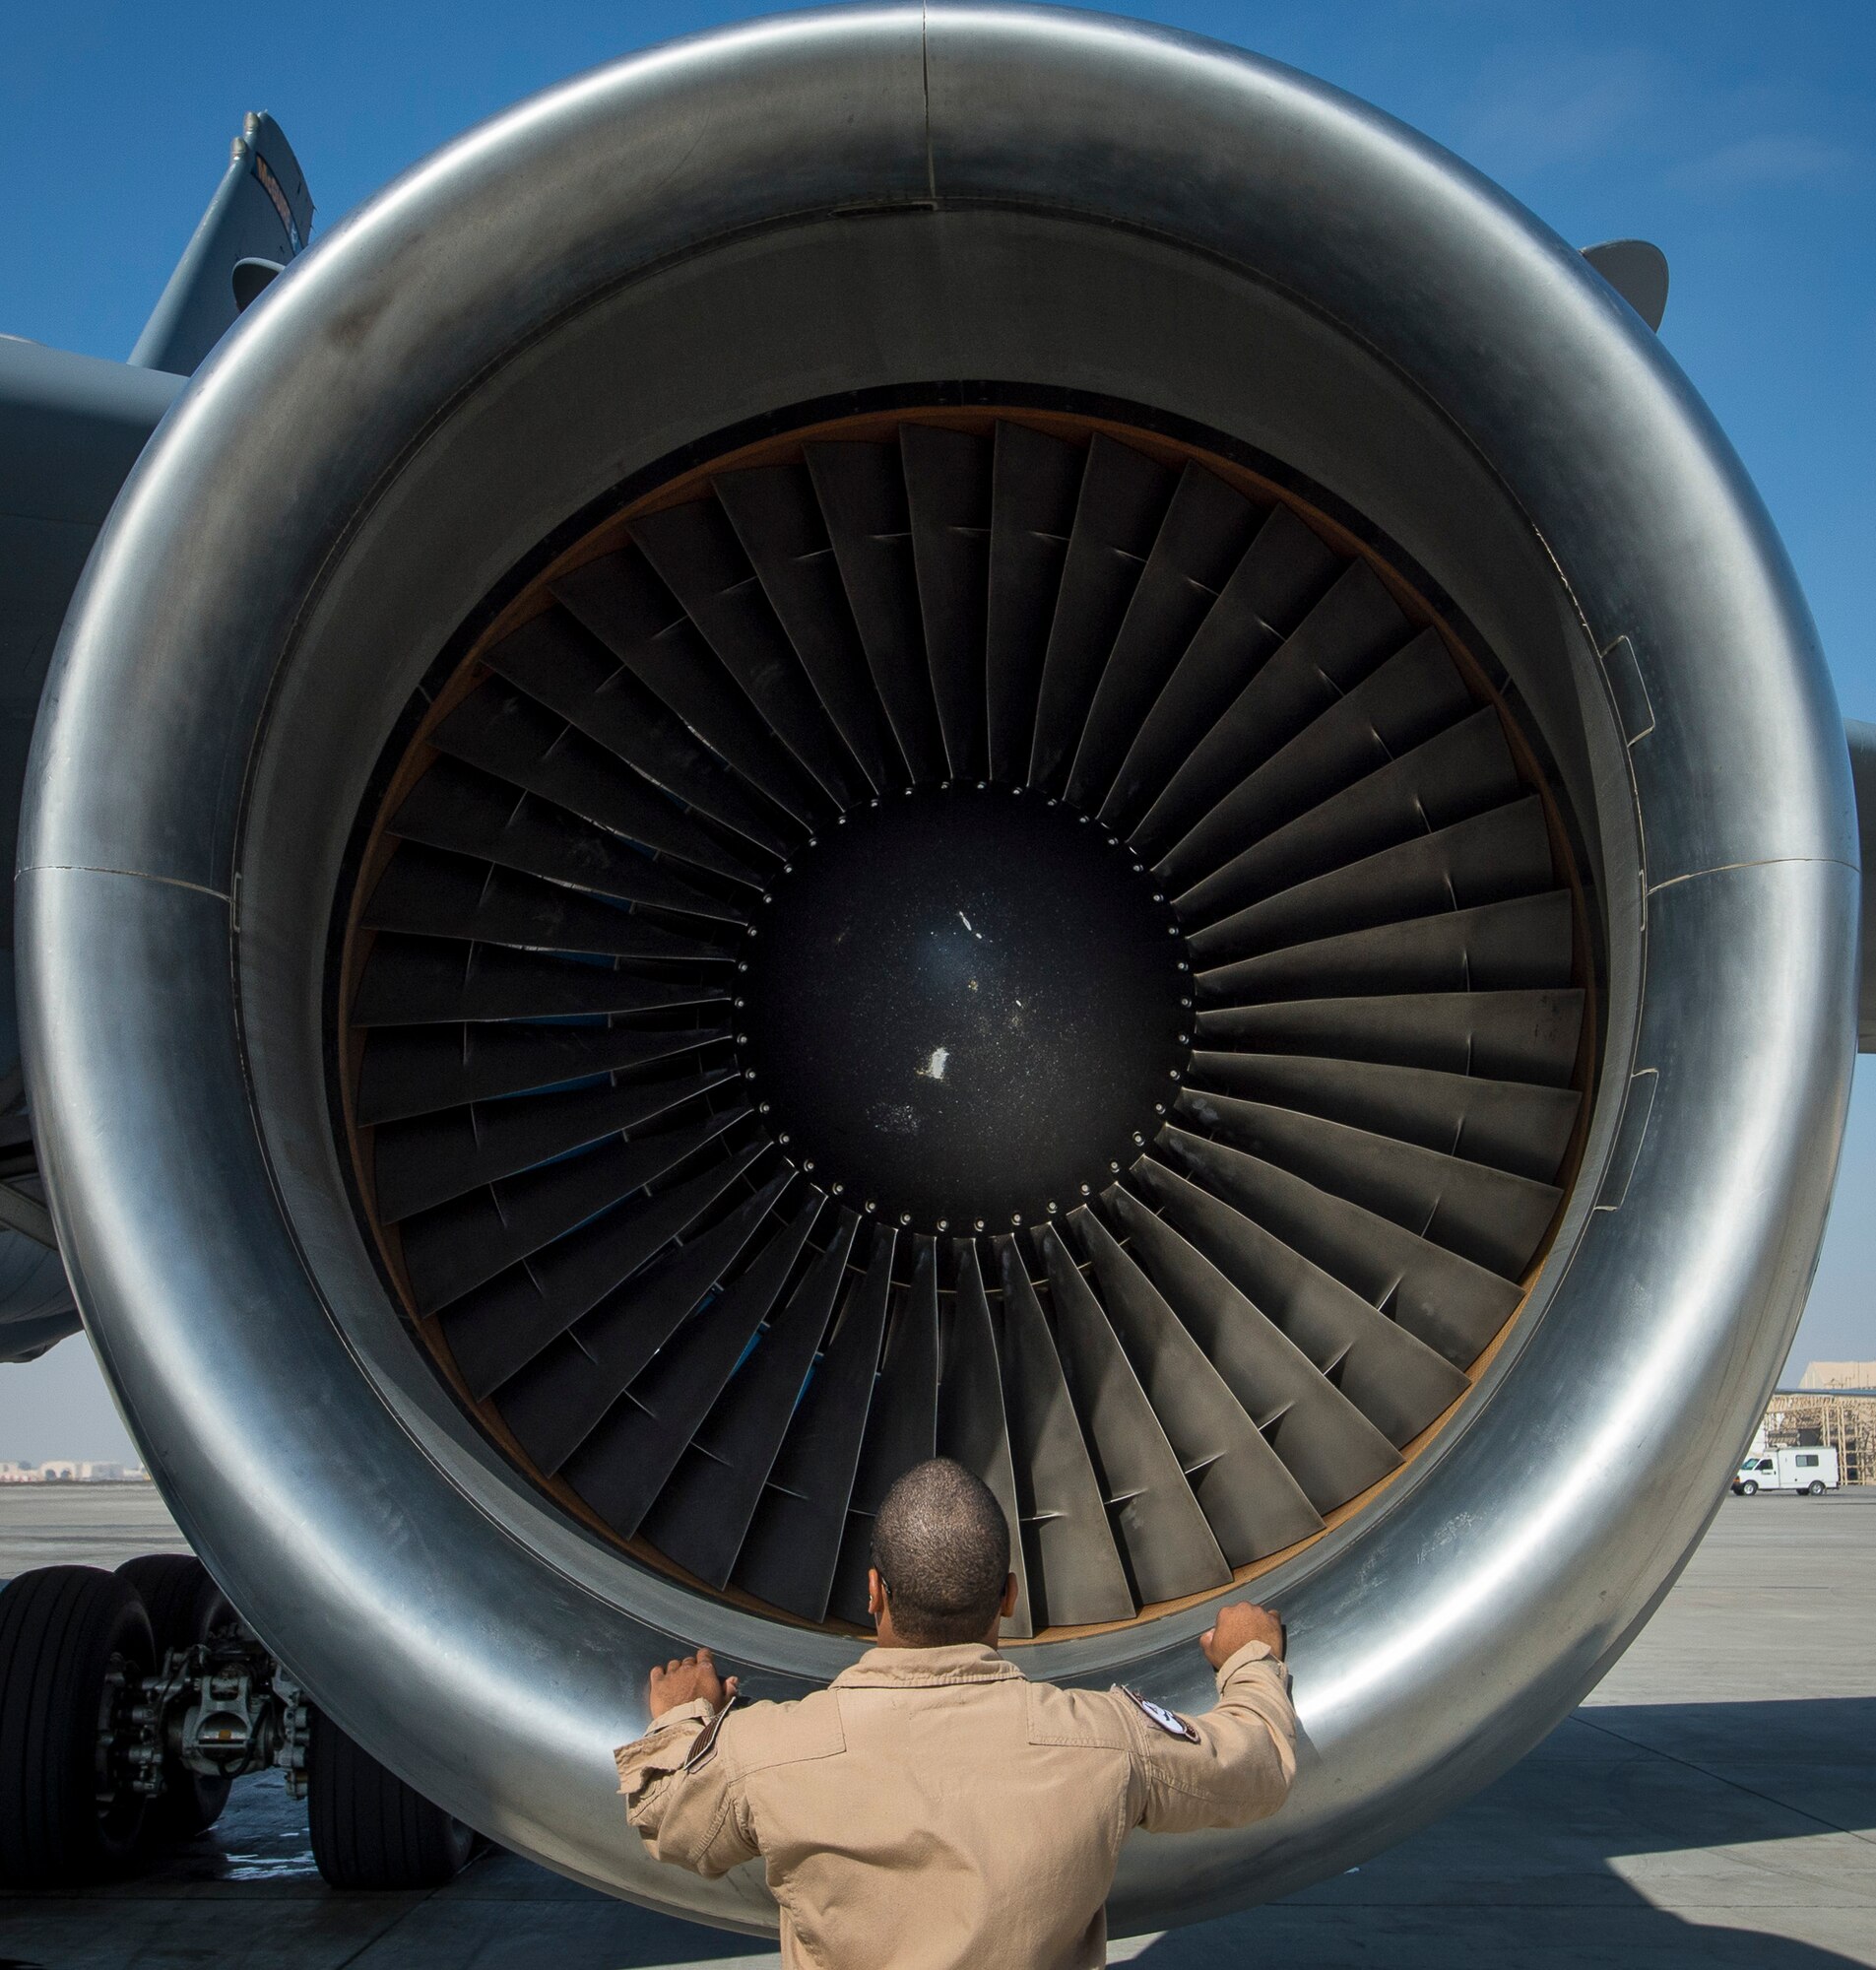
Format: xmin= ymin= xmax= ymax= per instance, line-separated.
xmin=129 ymin=112 xmax=313 ymax=376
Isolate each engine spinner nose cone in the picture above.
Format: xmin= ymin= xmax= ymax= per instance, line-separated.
xmin=742 ymin=784 xmax=1191 ymax=1228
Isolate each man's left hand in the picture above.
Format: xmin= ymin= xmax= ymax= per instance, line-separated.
xmin=648 ymin=1646 xmax=738 ymax=1720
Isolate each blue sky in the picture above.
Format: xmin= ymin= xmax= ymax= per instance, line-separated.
xmin=1 ymin=1 xmax=1871 ymax=1458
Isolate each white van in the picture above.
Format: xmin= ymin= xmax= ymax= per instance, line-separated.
xmin=1732 ymin=1447 xmax=1840 ymax=1495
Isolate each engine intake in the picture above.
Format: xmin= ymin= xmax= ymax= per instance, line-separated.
xmin=339 ymin=403 xmax=1591 ymax=1640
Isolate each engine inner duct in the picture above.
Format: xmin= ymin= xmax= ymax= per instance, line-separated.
xmin=339 ymin=409 xmax=1590 ymax=1637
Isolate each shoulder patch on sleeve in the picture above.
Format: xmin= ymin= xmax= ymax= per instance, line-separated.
xmin=682 ymin=1693 xmax=740 ymax=1773
xmin=1119 ymin=1684 xmax=1201 ymax=1742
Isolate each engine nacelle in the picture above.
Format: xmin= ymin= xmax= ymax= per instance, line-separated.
xmin=17 ymin=7 xmax=1858 ymax=1933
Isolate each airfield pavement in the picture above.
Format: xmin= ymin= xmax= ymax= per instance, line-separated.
xmin=1 ymin=1484 xmax=1872 ymax=1968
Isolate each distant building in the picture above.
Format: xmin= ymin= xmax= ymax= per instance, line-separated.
xmin=1759 ymin=1364 xmax=1876 ymax=1485
xmin=0 ymin=1460 xmax=149 ymax=1482
xmin=1799 ymin=1360 xmax=1876 ymax=1391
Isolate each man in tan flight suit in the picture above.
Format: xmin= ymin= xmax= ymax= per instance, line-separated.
xmin=615 ymin=1457 xmax=1296 ymax=1970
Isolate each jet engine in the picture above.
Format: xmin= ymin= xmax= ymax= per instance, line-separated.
xmin=11 ymin=5 xmax=1864 ymax=1933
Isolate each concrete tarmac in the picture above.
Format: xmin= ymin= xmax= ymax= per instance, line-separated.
xmin=2 ymin=1486 xmax=1871 ymax=1967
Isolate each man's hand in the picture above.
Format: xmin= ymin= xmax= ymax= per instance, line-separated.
xmin=648 ymin=1646 xmax=739 ymax=1720
xmin=1200 ymin=1602 xmax=1283 ymax=1670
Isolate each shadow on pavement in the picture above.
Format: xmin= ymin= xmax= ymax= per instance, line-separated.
xmin=1 ymin=1697 xmax=1870 ymax=1967
xmin=1132 ymin=1696 xmax=1876 ymax=1969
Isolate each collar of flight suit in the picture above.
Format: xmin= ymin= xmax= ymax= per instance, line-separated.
xmin=830 ymin=1642 xmax=1025 ymax=1689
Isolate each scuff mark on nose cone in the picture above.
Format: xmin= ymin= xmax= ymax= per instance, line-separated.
xmin=919 ymin=1046 xmax=950 ymax=1081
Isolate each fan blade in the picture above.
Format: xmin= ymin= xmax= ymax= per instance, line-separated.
xmin=373 ymin=1066 xmax=737 ymax=1221
xmin=401 ymin=1107 xmax=749 ymax=1314
xmin=1178 ymin=707 xmax=1520 ymax=930
xmin=1132 ymin=561 xmax=1409 ymax=863
xmin=1162 ymin=630 xmax=1474 ymax=901
xmin=1195 ymin=988 xmax=1585 ymax=1084
xmin=985 ymin=422 xmax=1083 ymax=784
xmin=560 ymin=1188 xmax=824 ymax=1538
xmin=437 ymin=1140 xmax=769 ymax=1398
xmin=484 ymin=609 xmax=796 ymax=855
xmin=1197 ymin=891 xmax=1575 ymax=1005
xmin=1107 ymin=1183 xmax=1400 ymax=1513
xmin=1186 ymin=798 xmax=1554 ymax=969
xmin=938 ymin=1241 xmax=1033 ymax=1637
xmin=992 ymin=1238 xmax=1135 ymax=1626
xmin=642 ymin=1212 xmax=861 ymax=1588
xmin=1036 ymin=1226 xmax=1230 ymax=1604
xmin=388 ymin=759 xmax=744 ymax=924
xmin=553 ymin=548 xmax=824 ymax=826
xmin=1158 ymin=1129 xmax=1521 ymax=1367
xmin=1069 ymin=1207 xmax=1322 ymax=1563
xmin=1028 ymin=435 xmax=1174 ymax=795
xmin=714 ymin=463 xmax=902 ymax=793
xmin=498 ymin=1172 xmax=793 ymax=1475
xmin=735 ymin=1225 xmax=898 ymax=1620
xmin=901 ymin=426 xmax=992 ymax=781
xmin=1177 ymin=1086 xmax=1563 ymax=1278
xmin=1102 ymin=505 xmax=1342 ymax=832
xmin=356 ymin=1018 xmax=730 ymax=1124
xmin=1132 ymin=1155 xmax=1468 ymax=1446
xmin=361 ymin=845 xmax=733 ymax=965
xmin=429 ymin=680 xmax=763 ymax=887
xmin=807 ymin=441 xmax=946 ymax=781
xmin=1066 ymin=464 xmax=1260 ymax=814
xmin=1187 ymin=1049 xmax=1582 ymax=1182
xmin=827 ymin=1234 xmax=941 ymax=1626
xmin=630 ymin=497 xmax=866 ymax=811
xmin=351 ymin=936 xmax=731 ymax=1029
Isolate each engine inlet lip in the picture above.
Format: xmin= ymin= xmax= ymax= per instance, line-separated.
xmin=18 ymin=4 xmax=1855 ymax=1933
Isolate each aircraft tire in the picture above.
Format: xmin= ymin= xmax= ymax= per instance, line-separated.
xmin=307 ymin=1705 xmax=475 ymax=1889
xmin=0 ymin=1565 xmax=153 ymax=1884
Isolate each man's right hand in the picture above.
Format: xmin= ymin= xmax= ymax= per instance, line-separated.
xmin=1200 ymin=1602 xmax=1283 ymax=1670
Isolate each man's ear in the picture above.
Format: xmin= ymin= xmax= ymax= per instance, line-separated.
xmin=868 ymin=1567 xmax=885 ymax=1619
xmin=1000 ymin=1572 xmax=1019 ymax=1617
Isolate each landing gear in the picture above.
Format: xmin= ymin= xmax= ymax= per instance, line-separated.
xmin=307 ymin=1707 xmax=476 ymax=1888
xmin=115 ymin=1554 xmax=236 ymax=1839
xmin=0 ymin=1555 xmax=477 ymax=1889
xmin=0 ymin=1566 xmax=154 ymax=1884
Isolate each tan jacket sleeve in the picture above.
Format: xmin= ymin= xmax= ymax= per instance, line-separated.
xmin=613 ymin=1701 xmax=759 ymax=1877
xmin=1121 ymin=1641 xmax=1297 ymax=1834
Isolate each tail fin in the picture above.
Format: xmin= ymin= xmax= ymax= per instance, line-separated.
xmin=129 ymin=111 xmax=314 ymax=376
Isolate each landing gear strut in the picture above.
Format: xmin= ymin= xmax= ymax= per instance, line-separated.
xmin=116 ymin=1553 xmax=241 ymax=1839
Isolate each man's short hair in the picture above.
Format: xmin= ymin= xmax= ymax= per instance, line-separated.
xmin=871 ymin=1459 xmax=1011 ymax=1645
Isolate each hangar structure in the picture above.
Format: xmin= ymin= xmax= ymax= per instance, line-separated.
xmin=2 ymin=2 xmax=1874 ymax=1929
